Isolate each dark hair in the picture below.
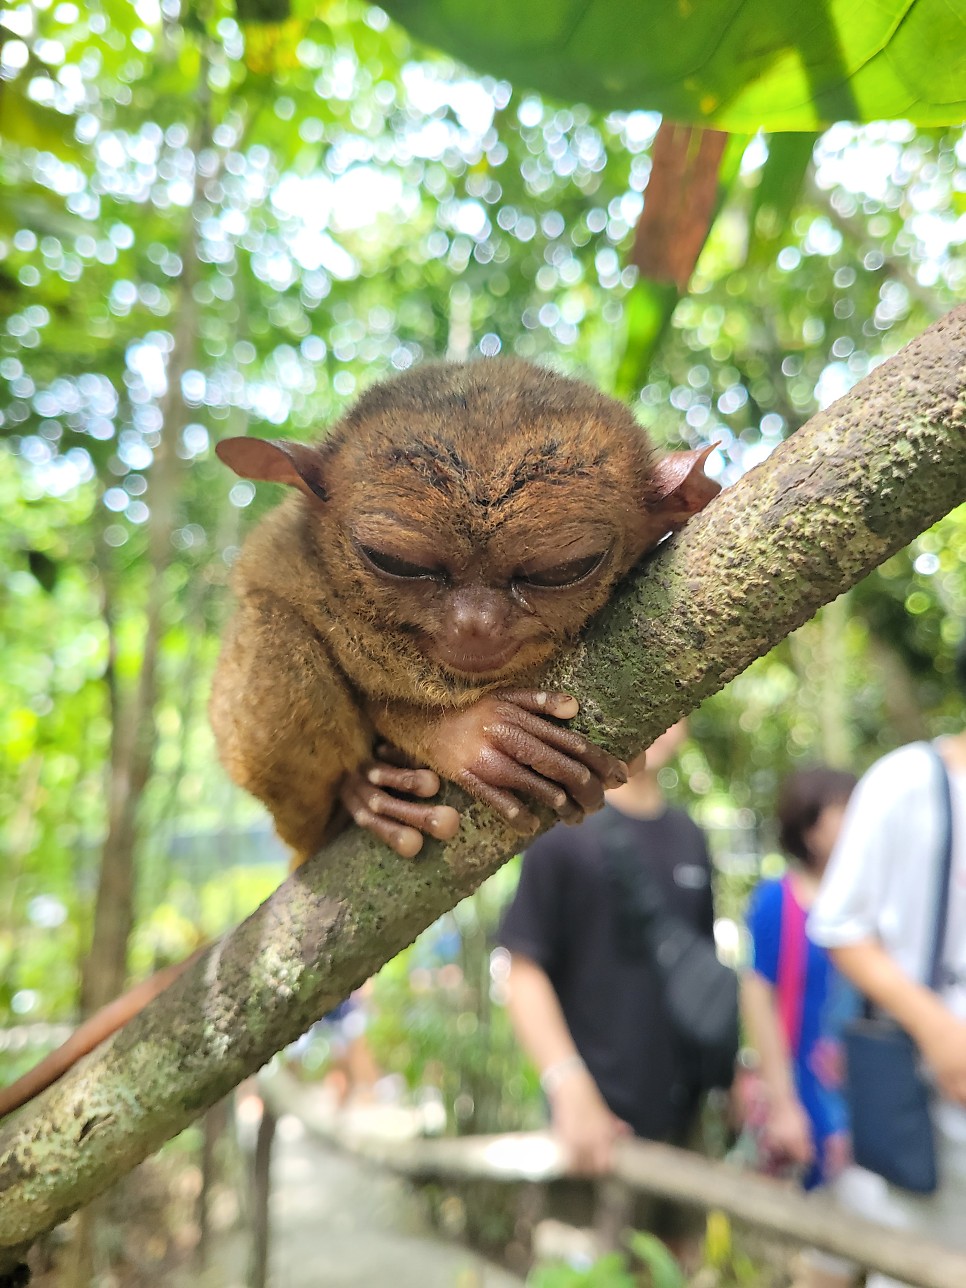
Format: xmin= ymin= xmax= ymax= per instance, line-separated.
xmin=777 ymin=766 xmax=857 ymax=866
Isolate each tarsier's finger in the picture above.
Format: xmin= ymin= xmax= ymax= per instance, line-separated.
xmin=496 ymin=690 xmax=580 ymax=720
xmin=457 ymin=769 xmax=540 ymax=835
xmin=492 ymin=698 xmax=628 ymax=790
xmin=365 ymin=762 xmax=441 ymax=799
xmin=484 ymin=726 xmax=605 ymax=814
xmin=377 ymin=797 xmax=460 ymax=841
xmin=475 ymin=743 xmax=589 ymax=817
xmin=566 ymin=737 xmax=628 ymax=790
xmin=346 ymin=801 xmax=424 ymax=858
xmin=341 ymin=777 xmax=460 ymax=856
xmin=554 ymin=800 xmax=585 ymax=826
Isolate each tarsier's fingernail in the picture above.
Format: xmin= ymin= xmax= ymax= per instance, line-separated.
xmin=554 ymin=792 xmax=567 ymax=808
xmin=399 ymin=829 xmax=422 ymax=858
xmin=431 ymin=810 xmax=459 ymax=838
xmin=535 ymin=692 xmax=547 ymax=707
xmin=507 ymin=804 xmax=520 ymax=819
xmin=615 ymin=762 xmax=629 ymax=783
xmin=367 ymin=768 xmax=383 ymax=784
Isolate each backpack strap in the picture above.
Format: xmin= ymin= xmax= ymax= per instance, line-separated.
xmin=926 ymin=742 xmax=954 ymax=993
xmin=776 ymin=876 xmax=807 ymax=1057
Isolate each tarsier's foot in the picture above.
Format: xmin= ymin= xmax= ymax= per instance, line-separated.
xmin=340 ymin=754 xmax=461 ymax=859
xmin=432 ymin=690 xmax=627 ymax=835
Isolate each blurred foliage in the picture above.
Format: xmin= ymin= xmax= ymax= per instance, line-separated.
xmin=367 ymin=863 xmax=542 ymax=1135
xmin=2 ymin=0 xmax=966 ymax=1206
xmin=529 ymin=1252 xmax=638 ymax=1288
xmin=527 ymin=1214 xmax=775 ymax=1286
xmin=623 ymin=1231 xmax=685 ymax=1288
xmin=381 ymin=0 xmax=966 ymax=131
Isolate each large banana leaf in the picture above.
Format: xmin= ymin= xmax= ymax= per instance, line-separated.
xmin=378 ymin=0 xmax=966 ymax=130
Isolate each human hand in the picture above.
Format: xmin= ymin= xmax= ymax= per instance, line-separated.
xmin=823 ymin=1130 xmax=851 ymax=1180
xmin=764 ymin=1095 xmax=814 ymax=1167
xmin=549 ymin=1065 xmax=631 ymax=1174
xmin=918 ymin=1013 xmax=966 ymax=1105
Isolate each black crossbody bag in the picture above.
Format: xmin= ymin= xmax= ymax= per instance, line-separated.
xmin=842 ymin=742 xmax=953 ymax=1194
xmin=598 ymin=809 xmax=739 ymax=1090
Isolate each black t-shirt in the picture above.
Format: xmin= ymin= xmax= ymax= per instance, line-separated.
xmin=498 ymin=804 xmax=715 ymax=1141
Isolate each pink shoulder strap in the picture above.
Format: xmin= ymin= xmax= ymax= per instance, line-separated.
xmin=776 ymin=875 xmax=807 ymax=1056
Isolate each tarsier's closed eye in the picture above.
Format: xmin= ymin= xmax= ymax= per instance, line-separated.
xmin=359 ymin=544 xmax=443 ymax=581
xmin=517 ymin=550 xmax=609 ymax=589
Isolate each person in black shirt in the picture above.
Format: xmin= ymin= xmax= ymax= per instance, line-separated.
xmin=499 ymin=722 xmax=715 ymax=1175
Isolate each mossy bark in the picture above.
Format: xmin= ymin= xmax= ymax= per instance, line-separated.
xmin=2 ymin=305 xmax=966 ymax=1271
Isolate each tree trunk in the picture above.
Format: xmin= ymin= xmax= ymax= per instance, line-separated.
xmin=248 ymin=1100 xmax=276 ymax=1288
xmin=81 ymin=53 xmax=209 ymax=1018
xmin=2 ymin=303 xmax=966 ymax=1272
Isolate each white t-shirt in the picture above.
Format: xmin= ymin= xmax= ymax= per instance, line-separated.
xmin=808 ymin=740 xmax=966 ymax=1142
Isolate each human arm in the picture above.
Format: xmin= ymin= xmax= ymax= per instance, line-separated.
xmin=697 ymin=828 xmax=716 ymax=939
xmin=830 ymin=938 xmax=966 ymax=1106
xmin=740 ymin=970 xmax=814 ymax=1165
xmin=809 ymin=744 xmax=966 ymax=1103
xmin=743 ymin=879 xmax=813 ymax=1164
xmin=505 ymin=952 xmax=630 ymax=1173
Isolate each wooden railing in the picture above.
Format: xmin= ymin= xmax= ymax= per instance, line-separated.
xmin=259 ymin=1069 xmax=966 ymax=1288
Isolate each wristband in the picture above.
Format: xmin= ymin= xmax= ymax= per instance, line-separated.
xmin=540 ymin=1053 xmax=587 ymax=1096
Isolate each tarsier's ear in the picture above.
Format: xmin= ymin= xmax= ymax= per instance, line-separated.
xmin=649 ymin=444 xmax=721 ymax=530
xmin=215 ymin=437 xmax=329 ymax=502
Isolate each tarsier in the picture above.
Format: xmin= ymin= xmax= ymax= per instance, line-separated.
xmin=0 ymin=357 xmax=719 ymax=1119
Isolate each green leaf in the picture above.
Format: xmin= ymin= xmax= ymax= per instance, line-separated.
xmin=625 ymin=1230 xmax=685 ymax=1288
xmin=746 ymin=132 xmax=818 ymax=259
xmin=614 ymin=279 xmax=679 ymax=400
xmin=379 ymin=0 xmax=966 ymax=129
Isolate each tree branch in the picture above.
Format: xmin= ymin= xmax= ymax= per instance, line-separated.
xmin=2 ymin=305 xmax=966 ymax=1270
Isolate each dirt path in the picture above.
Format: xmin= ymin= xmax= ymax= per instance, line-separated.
xmin=174 ymin=1106 xmax=524 ymax=1288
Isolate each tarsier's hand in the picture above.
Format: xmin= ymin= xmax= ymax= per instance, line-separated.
xmin=429 ymin=690 xmax=627 ymax=835
xmin=340 ymin=751 xmax=461 ymax=859
xmin=347 ymin=691 xmax=626 ymax=857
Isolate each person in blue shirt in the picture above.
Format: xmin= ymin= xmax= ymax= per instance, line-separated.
xmin=742 ymin=766 xmax=857 ymax=1288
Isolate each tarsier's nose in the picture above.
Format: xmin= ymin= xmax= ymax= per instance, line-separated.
xmin=449 ymin=587 xmax=506 ymax=640
xmin=438 ymin=587 xmax=519 ymax=674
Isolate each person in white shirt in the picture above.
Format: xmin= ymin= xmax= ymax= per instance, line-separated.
xmin=809 ymin=733 xmax=966 ymax=1288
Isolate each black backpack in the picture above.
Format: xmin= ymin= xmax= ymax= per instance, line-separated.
xmin=598 ymin=809 xmax=739 ymax=1090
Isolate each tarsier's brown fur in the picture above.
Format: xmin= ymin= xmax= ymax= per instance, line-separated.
xmin=0 ymin=357 xmax=718 ymax=1120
